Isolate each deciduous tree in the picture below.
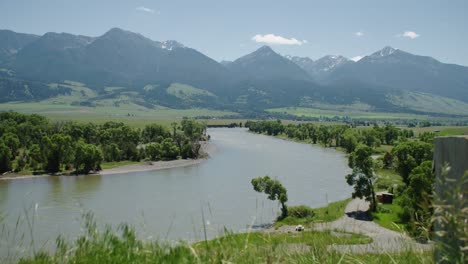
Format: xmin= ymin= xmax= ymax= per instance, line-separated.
xmin=392 ymin=141 xmax=433 ymax=185
xmin=251 ymin=176 xmax=288 ymax=218
xmin=346 ymin=144 xmax=377 ymax=211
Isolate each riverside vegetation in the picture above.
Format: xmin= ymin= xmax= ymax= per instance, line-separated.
xmin=2 ymin=116 xmax=465 ymax=263
xmin=247 ymin=120 xmax=466 ymax=262
xmin=0 ymin=111 xmax=207 ymax=176
xmin=247 ymin=120 xmax=434 ymax=240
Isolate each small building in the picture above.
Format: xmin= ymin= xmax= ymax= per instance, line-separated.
xmin=376 ymin=192 xmax=394 ymax=204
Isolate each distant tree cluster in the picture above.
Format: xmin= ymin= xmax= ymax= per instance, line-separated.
xmin=247 ymin=120 xmax=414 ymax=152
xmin=0 ymin=112 xmax=207 ymax=175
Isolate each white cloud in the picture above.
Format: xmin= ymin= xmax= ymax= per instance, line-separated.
xmin=252 ymin=34 xmax=304 ymax=45
xmin=398 ymin=31 xmax=420 ymax=39
xmin=136 ymin=6 xmax=155 ymax=13
xmin=355 ymin=31 xmax=364 ymax=37
xmin=351 ymin=56 xmax=363 ymax=62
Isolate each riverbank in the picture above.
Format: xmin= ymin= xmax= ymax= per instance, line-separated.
xmin=11 ymin=198 xmax=434 ymax=264
xmin=0 ymin=141 xmax=216 ymax=180
xmin=262 ymin=198 xmax=433 ymax=254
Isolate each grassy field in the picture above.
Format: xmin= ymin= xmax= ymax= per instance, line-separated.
xmin=13 ymin=215 xmax=433 ymax=264
xmin=0 ymin=102 xmax=238 ymax=128
xmin=166 ymin=83 xmax=217 ymax=100
xmin=193 ymin=230 xmax=374 ymax=263
xmin=372 ymin=203 xmax=406 ymax=233
xmin=267 ymin=106 xmax=435 ymax=120
xmin=0 ymin=79 xmax=240 ymax=128
xmin=275 ymin=199 xmax=351 ymax=227
xmin=374 ymin=168 xmax=404 ymax=191
xmin=413 ymin=126 xmax=468 ymax=136
xmin=388 ymin=90 xmax=468 ymax=116
xmin=100 ymin=160 xmax=141 ymax=170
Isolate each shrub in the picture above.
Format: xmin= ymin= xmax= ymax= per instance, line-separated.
xmin=288 ymin=205 xmax=315 ymax=218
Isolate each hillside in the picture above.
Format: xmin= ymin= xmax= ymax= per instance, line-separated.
xmin=0 ymin=28 xmax=467 ymax=118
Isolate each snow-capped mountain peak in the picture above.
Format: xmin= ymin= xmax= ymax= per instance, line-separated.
xmin=371 ymin=46 xmax=398 ymax=57
xmin=315 ymin=55 xmax=350 ymax=72
xmin=161 ymin=40 xmax=184 ymax=51
xmin=285 ymin=55 xmax=314 ymax=64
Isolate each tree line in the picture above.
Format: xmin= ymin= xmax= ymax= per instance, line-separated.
xmin=0 ymin=112 xmax=207 ymax=175
xmin=247 ymin=120 xmax=435 ymax=239
xmin=247 ymin=120 xmax=414 ymax=150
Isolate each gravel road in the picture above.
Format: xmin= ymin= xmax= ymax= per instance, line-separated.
xmin=312 ymin=198 xmax=433 ymax=254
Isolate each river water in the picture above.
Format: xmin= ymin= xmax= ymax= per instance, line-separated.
xmin=0 ymin=128 xmax=351 ymax=257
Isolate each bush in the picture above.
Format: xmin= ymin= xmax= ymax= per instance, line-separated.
xmin=288 ymin=205 xmax=315 ymax=218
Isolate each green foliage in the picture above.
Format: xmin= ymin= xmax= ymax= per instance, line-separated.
xmin=372 ymin=202 xmax=406 ymax=232
xmin=432 ymin=168 xmax=468 ymax=263
xmin=141 ymin=123 xmax=170 ymax=143
xmin=376 ymin=160 xmax=435 ymax=239
xmin=28 ymin=144 xmax=43 ymax=170
xmin=341 ymin=129 xmax=360 ymax=153
xmin=419 ymin=131 xmax=436 ymax=143
xmin=180 ymin=118 xmax=206 ymax=141
xmin=101 ymin=143 xmax=121 ymax=162
xmin=360 ymin=129 xmax=381 ymax=148
xmin=0 ymin=112 xmax=207 ymax=175
xmin=251 ymin=176 xmax=288 ymax=218
xmin=18 ymin=215 xmax=196 ymax=264
xmin=317 ymin=125 xmax=332 ymax=146
xmin=392 ymin=141 xmax=433 ymax=184
xmin=383 ymin=152 xmax=393 ymax=169
xmin=346 ymin=144 xmax=377 ymax=211
xmin=247 ymin=120 xmax=284 ymax=136
xmin=248 ymin=121 xmax=415 ymax=157
xmin=288 ymin=205 xmax=315 ymax=218
xmin=21 ymin=213 xmax=421 ymax=264
xmin=74 ymin=141 xmax=103 ymax=174
xmin=1 ymin=132 xmax=20 ymax=156
xmin=160 ymin=138 xmax=179 ymax=160
xmin=180 ymin=140 xmax=200 ymax=159
xmin=374 ymin=168 xmax=404 ymax=191
xmin=44 ymin=134 xmax=74 ymax=173
xmin=100 ymin=160 xmax=140 ymax=170
xmin=15 ymin=212 xmax=432 ymax=264
xmin=146 ymin=143 xmax=162 ymax=160
xmin=276 ymin=199 xmax=351 ymax=227
xmin=0 ymin=140 xmax=12 ymax=173
xmin=383 ymin=124 xmax=400 ymax=145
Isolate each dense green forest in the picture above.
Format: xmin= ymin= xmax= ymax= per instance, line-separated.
xmin=247 ymin=120 xmax=435 ymax=240
xmin=0 ymin=112 xmax=207 ymax=175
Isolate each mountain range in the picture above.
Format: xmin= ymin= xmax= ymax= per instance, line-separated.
xmin=1 ymin=28 xmax=467 ymax=117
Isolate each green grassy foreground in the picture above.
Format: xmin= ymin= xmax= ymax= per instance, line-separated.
xmin=372 ymin=203 xmax=406 ymax=233
xmin=15 ymin=215 xmax=433 ymax=264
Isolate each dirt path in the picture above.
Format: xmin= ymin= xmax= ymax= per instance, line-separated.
xmin=312 ymin=198 xmax=433 ymax=254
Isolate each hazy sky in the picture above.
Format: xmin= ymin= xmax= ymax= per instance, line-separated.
xmin=1 ymin=0 xmax=467 ymax=65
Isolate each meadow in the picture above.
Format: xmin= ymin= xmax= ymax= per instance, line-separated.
xmin=267 ymin=106 xmax=440 ymax=120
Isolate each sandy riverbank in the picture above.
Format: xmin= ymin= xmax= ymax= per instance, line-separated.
xmin=0 ymin=141 xmax=216 ymax=180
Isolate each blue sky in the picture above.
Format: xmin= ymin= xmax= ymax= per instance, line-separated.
xmin=1 ymin=0 xmax=467 ymax=65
